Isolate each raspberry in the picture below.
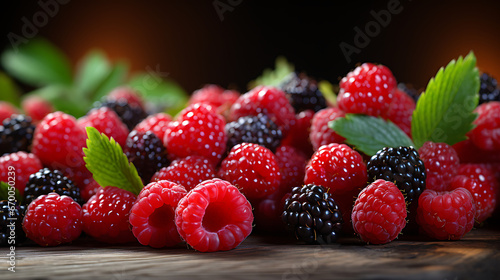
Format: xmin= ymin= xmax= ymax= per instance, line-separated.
xmin=0 ymin=152 xmax=42 ymax=196
xmin=32 ymin=112 xmax=87 ymax=171
xmin=0 ymin=101 xmax=19 ymax=123
xmin=80 ymin=179 xmax=102 ymax=202
xmin=309 ymin=107 xmax=346 ymax=151
xmin=229 ymin=86 xmax=295 ymax=135
xmin=304 ymin=143 xmax=367 ymax=196
xmin=468 ymin=101 xmax=500 ymax=151
xmin=124 ymin=130 xmax=169 ymax=183
xmin=129 ymin=180 xmax=187 ymax=248
xmin=0 ymin=114 xmax=36 ymax=156
xmin=280 ymin=72 xmax=327 ymax=113
xmin=338 ymin=63 xmax=397 ymax=117
xmin=253 ymin=191 xmax=290 ymax=233
xmin=175 ymin=179 xmax=253 ymax=252
xmin=21 ymin=96 xmax=54 ymax=123
xmin=0 ymin=200 xmax=27 ymax=246
xmin=281 ymin=110 xmax=314 ymax=157
xmin=107 ymin=86 xmax=145 ymax=110
xmin=418 ymin=142 xmax=460 ymax=191
xmin=79 ymin=107 xmax=129 ymax=147
xmin=24 ymin=168 xmax=82 ymax=206
xmin=282 ymin=184 xmax=343 ymax=244
xmin=398 ymin=83 xmax=421 ymax=102
xmin=82 ymin=187 xmax=137 ymax=244
xmin=190 ymin=84 xmax=239 ymax=115
xmin=275 ymin=145 xmax=307 ymax=193
xmin=164 ymin=103 xmax=226 ymax=164
xmin=220 ymin=143 xmax=281 ymax=199
xmin=225 ymin=113 xmax=282 ymax=153
xmin=453 ymin=139 xmax=500 ymax=164
xmin=151 ymin=156 xmax=216 ymax=191
xmin=416 ymin=188 xmax=475 ymax=240
xmin=351 ymin=180 xmax=407 ymax=244
xmin=381 ymin=88 xmax=415 ymax=137
xmin=96 ymin=99 xmax=148 ymax=130
xmin=478 ymin=73 xmax=500 ymax=104
xmin=22 ymin=193 xmax=82 ymax=246
xmin=133 ymin=113 xmax=172 ymax=141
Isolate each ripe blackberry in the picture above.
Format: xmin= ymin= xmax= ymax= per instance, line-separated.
xmin=0 ymin=201 xmax=27 ymax=246
xmin=0 ymin=114 xmax=35 ymax=156
xmin=280 ymin=72 xmax=327 ymax=113
xmin=367 ymin=147 xmax=426 ymax=205
xmin=124 ymin=130 xmax=169 ymax=183
xmin=479 ymin=73 xmax=500 ymax=104
xmin=225 ymin=114 xmax=282 ymax=153
xmin=96 ymin=99 xmax=148 ymax=130
xmin=282 ymin=184 xmax=343 ymax=244
xmin=24 ymin=168 xmax=82 ymax=206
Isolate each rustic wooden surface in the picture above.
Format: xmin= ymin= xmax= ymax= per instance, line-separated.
xmin=2 ymin=226 xmax=500 ymax=280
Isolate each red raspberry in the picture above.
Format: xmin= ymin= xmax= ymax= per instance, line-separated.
xmin=107 ymin=86 xmax=145 ymax=110
xmin=22 ymin=193 xmax=82 ymax=246
xmin=32 ymin=112 xmax=87 ymax=171
xmin=304 ymin=143 xmax=367 ymax=195
xmin=253 ymin=191 xmax=290 ymax=233
xmin=0 ymin=101 xmax=19 ymax=123
xmin=151 ymin=156 xmax=216 ymax=191
xmin=175 ymin=179 xmax=253 ymax=252
xmin=309 ymin=107 xmax=346 ymax=151
xmin=468 ymin=101 xmax=500 ymax=151
xmin=274 ymin=145 xmax=307 ymax=194
xmin=164 ymin=103 xmax=226 ymax=164
xmin=80 ymin=179 xmax=102 ymax=202
xmin=381 ymin=88 xmax=415 ymax=137
xmin=453 ymin=139 xmax=500 ymax=163
xmin=133 ymin=113 xmax=172 ymax=141
xmin=281 ymin=110 xmax=314 ymax=157
xmin=416 ymin=188 xmax=475 ymax=240
xmin=229 ymin=86 xmax=295 ymax=135
xmin=418 ymin=141 xmax=460 ymax=191
xmin=78 ymin=107 xmax=129 ymax=147
xmin=129 ymin=180 xmax=187 ymax=248
xmin=220 ymin=143 xmax=281 ymax=199
xmin=338 ymin=63 xmax=397 ymax=116
xmin=351 ymin=180 xmax=407 ymax=244
xmin=21 ymin=96 xmax=54 ymax=123
xmin=0 ymin=151 xmax=42 ymax=195
xmin=82 ymin=187 xmax=137 ymax=244
xmin=190 ymin=84 xmax=239 ymax=116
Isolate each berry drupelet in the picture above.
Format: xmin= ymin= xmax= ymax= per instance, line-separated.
xmin=24 ymin=168 xmax=82 ymax=206
xmin=280 ymin=72 xmax=327 ymax=113
xmin=225 ymin=113 xmax=282 ymax=153
xmin=0 ymin=201 xmax=27 ymax=246
xmin=0 ymin=114 xmax=35 ymax=156
xmin=478 ymin=73 xmax=500 ymax=104
xmin=96 ymin=99 xmax=148 ymax=130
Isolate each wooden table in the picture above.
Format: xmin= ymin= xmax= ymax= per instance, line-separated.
xmin=3 ymin=226 xmax=500 ymax=280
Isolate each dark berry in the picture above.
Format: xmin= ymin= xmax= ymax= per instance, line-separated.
xmin=0 ymin=114 xmax=35 ymax=156
xmin=479 ymin=73 xmax=500 ymax=104
xmin=397 ymin=83 xmax=421 ymax=102
xmin=96 ymin=99 xmax=148 ymax=130
xmin=282 ymin=184 xmax=343 ymax=244
xmin=0 ymin=200 xmax=27 ymax=246
xmin=280 ymin=72 xmax=327 ymax=113
xmin=225 ymin=114 xmax=282 ymax=153
xmin=24 ymin=168 xmax=82 ymax=206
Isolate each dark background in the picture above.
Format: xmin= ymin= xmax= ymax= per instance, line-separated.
xmin=1 ymin=0 xmax=500 ymax=93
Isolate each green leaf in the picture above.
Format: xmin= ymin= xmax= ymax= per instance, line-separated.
xmin=74 ymin=50 xmax=111 ymax=97
xmin=0 ymin=72 xmax=21 ymax=106
xmin=318 ymin=80 xmax=337 ymax=107
xmin=411 ymin=52 xmax=480 ymax=148
xmin=25 ymin=85 xmax=90 ymax=118
xmin=248 ymin=56 xmax=295 ymax=90
xmin=0 ymin=181 xmax=23 ymax=204
xmin=83 ymin=127 xmax=143 ymax=195
xmin=1 ymin=38 xmax=72 ymax=87
xmin=329 ymin=114 xmax=415 ymax=156
xmin=91 ymin=61 xmax=129 ymax=102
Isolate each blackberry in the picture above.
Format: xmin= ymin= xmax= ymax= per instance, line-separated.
xmin=280 ymin=72 xmax=327 ymax=113
xmin=398 ymin=83 xmax=421 ymax=102
xmin=478 ymin=73 xmax=500 ymax=104
xmin=24 ymin=168 xmax=82 ymax=206
xmin=124 ymin=130 xmax=169 ymax=183
xmin=282 ymin=184 xmax=343 ymax=244
xmin=0 ymin=200 xmax=27 ymax=246
xmin=225 ymin=114 xmax=282 ymax=153
xmin=367 ymin=146 xmax=426 ymax=204
xmin=0 ymin=115 xmax=35 ymax=156
xmin=96 ymin=99 xmax=148 ymax=130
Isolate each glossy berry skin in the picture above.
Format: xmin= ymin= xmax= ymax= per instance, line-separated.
xmin=305 ymin=143 xmax=367 ymax=196
xmin=189 ymin=84 xmax=239 ymax=115
xmin=23 ymin=193 xmax=82 ymax=246
xmin=79 ymin=107 xmax=129 ymax=147
xmin=175 ymin=179 xmax=253 ymax=252
xmin=280 ymin=72 xmax=327 ymax=113
xmin=338 ymin=63 xmax=397 ymax=117
xmin=0 ymin=114 xmax=36 ymax=156
xmin=0 ymin=201 xmax=27 ymax=246
xmin=97 ymin=99 xmax=148 ymax=130
xmin=21 ymin=96 xmax=54 ymax=123
xmin=416 ymin=188 xmax=475 ymax=240
xmin=164 ymin=103 xmax=226 ymax=164
xmin=418 ymin=142 xmax=460 ymax=192
xmin=80 ymin=179 xmax=102 ymax=202
xmin=453 ymin=139 xmax=500 ymax=164
xmin=275 ymin=145 xmax=307 ymax=194
xmin=24 ymin=168 xmax=82 ymax=206
xmin=309 ymin=107 xmax=346 ymax=151
xmin=229 ymin=86 xmax=295 ymax=135
xmin=133 ymin=113 xmax=172 ymax=141
xmin=0 ymin=152 xmax=42 ymax=196
xmin=0 ymin=101 xmax=19 ymax=123
xmin=82 ymin=187 xmax=137 ymax=244
xmin=281 ymin=110 xmax=315 ymax=157
xmin=225 ymin=114 xmax=282 ymax=153
xmin=381 ymin=88 xmax=415 ymax=137
xmin=220 ymin=143 xmax=281 ymax=199
xmin=151 ymin=156 xmax=216 ymax=191
xmin=352 ymin=180 xmax=407 ymax=244
xmin=478 ymin=73 xmax=500 ymax=104
xmin=468 ymin=101 xmax=500 ymax=151
xmin=129 ymin=180 xmax=187 ymax=248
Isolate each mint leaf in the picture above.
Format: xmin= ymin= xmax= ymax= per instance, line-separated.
xmin=329 ymin=114 xmax=415 ymax=156
xmin=0 ymin=181 xmax=23 ymax=203
xmin=0 ymin=72 xmax=21 ymax=106
xmin=74 ymin=50 xmax=112 ymax=97
xmin=83 ymin=127 xmax=143 ymax=195
xmin=412 ymin=52 xmax=480 ymax=148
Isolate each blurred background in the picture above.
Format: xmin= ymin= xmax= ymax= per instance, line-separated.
xmin=1 ymin=0 xmax=500 ymax=94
